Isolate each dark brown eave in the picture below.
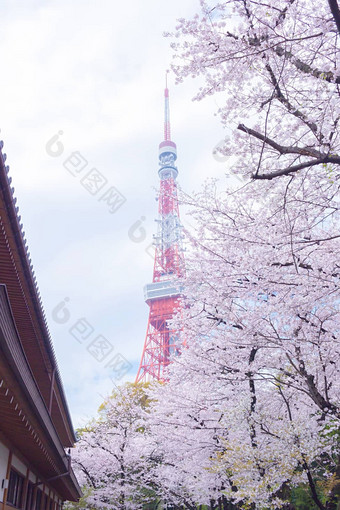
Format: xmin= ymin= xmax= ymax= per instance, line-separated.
xmin=0 ymin=141 xmax=76 ymax=445
xmin=0 ymin=284 xmax=81 ymax=501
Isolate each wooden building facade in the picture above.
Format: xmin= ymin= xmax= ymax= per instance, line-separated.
xmin=0 ymin=141 xmax=81 ymax=510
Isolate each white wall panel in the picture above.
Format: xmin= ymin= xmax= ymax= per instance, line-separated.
xmin=0 ymin=441 xmax=10 ymax=503
xmin=11 ymin=455 xmax=26 ymax=475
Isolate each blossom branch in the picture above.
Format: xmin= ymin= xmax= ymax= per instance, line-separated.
xmin=328 ymin=0 xmax=340 ymax=35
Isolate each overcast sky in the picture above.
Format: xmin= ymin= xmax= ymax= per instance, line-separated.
xmin=0 ymin=0 xmax=230 ymax=428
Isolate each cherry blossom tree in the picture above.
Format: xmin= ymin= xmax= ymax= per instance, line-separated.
xmin=149 ymin=3 xmax=340 ymax=507
xmin=147 ymin=168 xmax=340 ymax=510
xmin=148 ymin=368 xmax=240 ymax=510
xmin=72 ymin=383 xmax=158 ymax=510
xmin=168 ymin=0 xmax=340 ymax=182
xmin=148 ymin=169 xmax=339 ymax=509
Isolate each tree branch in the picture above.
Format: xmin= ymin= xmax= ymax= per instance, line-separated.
xmin=328 ymin=0 xmax=340 ymax=36
xmin=265 ymin=63 xmax=318 ymax=134
xmin=237 ymin=123 xmax=340 ymax=178
xmin=302 ymin=459 xmax=326 ymax=510
xmin=274 ymin=0 xmax=296 ymax=28
xmin=292 ymin=354 xmax=339 ymax=417
xmin=273 ymin=44 xmax=340 ymax=84
xmin=238 ymin=123 xmax=323 ymax=158
xmin=252 ymin=156 xmax=340 ymax=179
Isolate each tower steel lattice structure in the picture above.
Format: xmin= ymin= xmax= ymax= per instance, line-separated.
xmin=136 ymin=85 xmax=185 ymax=383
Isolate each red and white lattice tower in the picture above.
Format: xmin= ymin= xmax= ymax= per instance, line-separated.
xmin=136 ymin=84 xmax=185 ymax=383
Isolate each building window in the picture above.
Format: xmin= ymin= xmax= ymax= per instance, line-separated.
xmin=43 ymin=493 xmax=50 ymax=510
xmin=35 ymin=489 xmax=42 ymax=510
xmin=25 ymin=482 xmax=35 ymax=510
xmin=7 ymin=469 xmax=25 ymax=508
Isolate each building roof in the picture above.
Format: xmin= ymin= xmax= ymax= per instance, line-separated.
xmin=0 ymin=140 xmax=81 ymax=500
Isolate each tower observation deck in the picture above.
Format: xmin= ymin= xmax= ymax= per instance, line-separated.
xmin=135 ymin=84 xmax=185 ymax=383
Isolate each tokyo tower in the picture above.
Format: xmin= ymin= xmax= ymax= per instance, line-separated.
xmin=136 ymin=83 xmax=185 ymax=383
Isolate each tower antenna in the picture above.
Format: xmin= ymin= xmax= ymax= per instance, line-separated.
xmin=164 ymin=72 xmax=171 ymax=142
